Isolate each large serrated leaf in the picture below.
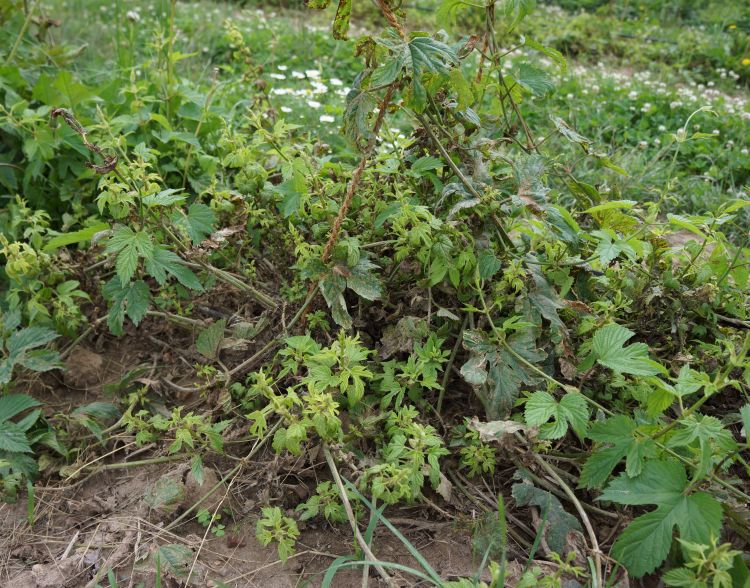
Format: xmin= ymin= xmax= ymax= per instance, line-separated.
xmin=0 ymin=394 xmax=41 ymax=423
xmin=600 ymin=460 xmax=723 ymax=578
xmin=591 ymin=324 xmax=664 ymax=376
xmin=0 ymin=421 xmax=33 ymax=453
xmin=7 ymin=327 xmax=59 ymax=355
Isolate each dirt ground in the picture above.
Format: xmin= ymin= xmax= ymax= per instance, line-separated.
xmin=0 ymin=320 xmax=530 ymax=588
xmin=1 ymin=459 xmax=499 ymax=587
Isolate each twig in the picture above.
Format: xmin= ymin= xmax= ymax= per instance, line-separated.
xmin=526 ymin=446 xmax=602 ymax=588
xmin=437 ymin=313 xmax=467 ymax=414
xmin=323 ymin=446 xmax=396 ymax=587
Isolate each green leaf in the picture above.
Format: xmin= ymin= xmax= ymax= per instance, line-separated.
xmin=371 ymin=55 xmax=405 ymax=88
xmin=514 ymin=63 xmax=554 ymax=96
xmin=102 ymin=277 xmax=151 ymax=335
xmin=740 ymin=404 xmax=750 ymax=440
xmin=512 ymin=480 xmax=581 ymax=553
xmin=580 ymin=415 xmax=657 ymax=489
xmin=172 ymin=203 xmax=216 ymax=245
xmin=144 ymin=246 xmax=202 ymax=290
xmin=436 ymin=0 xmax=468 ymax=31
xmin=375 ymin=31 xmax=457 ymax=112
xmin=600 ymin=460 xmax=723 ymax=578
xmin=7 ymin=327 xmax=59 ymax=355
xmin=43 ymin=222 xmax=109 ymax=252
xmin=142 ymin=188 xmax=186 ymax=207
xmin=0 ymin=421 xmax=33 ymax=453
xmin=106 ymin=227 xmax=153 ymax=284
xmin=196 ymin=319 xmax=226 ymax=360
xmin=525 ymin=391 xmax=588 ymax=440
xmin=0 ymin=394 xmax=41 ymax=423
xmin=524 ymin=37 xmax=567 ymax=73
xmin=332 ymin=0 xmax=352 ymax=39
xmin=503 ymin=0 xmax=536 ymax=29
xmin=610 ymin=492 xmax=722 ymax=578
xmin=449 ymin=68 xmax=473 ymax=109
xmin=599 ymin=459 xmax=685 ymax=506
xmin=591 ymin=324 xmax=664 ymax=376
xmin=478 ymin=249 xmax=502 ymax=280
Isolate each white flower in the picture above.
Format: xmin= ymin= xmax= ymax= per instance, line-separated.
xmin=658 ymin=125 xmax=666 ymax=132
xmin=305 ymin=70 xmax=321 ymax=79
xmin=640 ymin=102 xmax=652 ymax=113
xmin=330 ymin=78 xmax=343 ymax=86
xmin=307 ymin=100 xmax=321 ymax=108
xmin=628 ymin=90 xmax=638 ymax=100
xmin=292 ymin=71 xmax=305 ymax=79
xmin=126 ymin=10 xmax=140 ymax=21
xmin=281 ymin=106 xmax=292 ymax=113
xmin=654 ymin=138 xmax=661 ymax=146
xmin=269 ymin=73 xmax=286 ymax=80
xmin=638 ymin=140 xmax=648 ymax=149
xmin=277 ymin=65 xmax=288 ymax=71
xmin=742 ymin=148 xmax=749 ymax=155
xmin=319 ymin=114 xmax=335 ymax=123
xmin=712 ymin=129 xmax=720 ymax=135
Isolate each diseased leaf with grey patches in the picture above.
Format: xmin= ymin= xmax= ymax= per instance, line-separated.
xmin=512 ymin=480 xmax=582 ymax=553
xmin=343 ymin=79 xmax=378 ymax=149
xmin=171 ymin=203 xmax=216 ymax=245
xmin=447 ymin=197 xmax=480 ymax=220
xmin=514 ymin=154 xmax=548 ymax=204
xmin=154 ymin=544 xmax=193 ymax=578
xmin=551 ymin=116 xmax=592 ymax=153
xmin=527 ymin=266 xmax=564 ymax=332
xmin=144 ymin=475 xmax=185 ymax=515
xmin=320 ymin=272 xmax=352 ymax=329
xmin=191 ymin=455 xmax=204 ymax=486
xmin=346 ymin=256 xmax=382 ymax=300
xmin=460 ymin=328 xmax=546 ymax=419
xmin=196 ymin=319 xmax=226 ymax=360
xmin=379 ymin=316 xmax=429 ymax=359
xmin=468 ymin=417 xmax=525 ymax=442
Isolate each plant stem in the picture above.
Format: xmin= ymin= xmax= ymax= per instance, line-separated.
xmin=437 ymin=314 xmax=467 ymax=415
xmin=8 ymin=0 xmax=37 ymax=63
xmin=525 ymin=446 xmax=602 ymax=588
xmin=323 ymin=445 xmax=396 ymax=587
